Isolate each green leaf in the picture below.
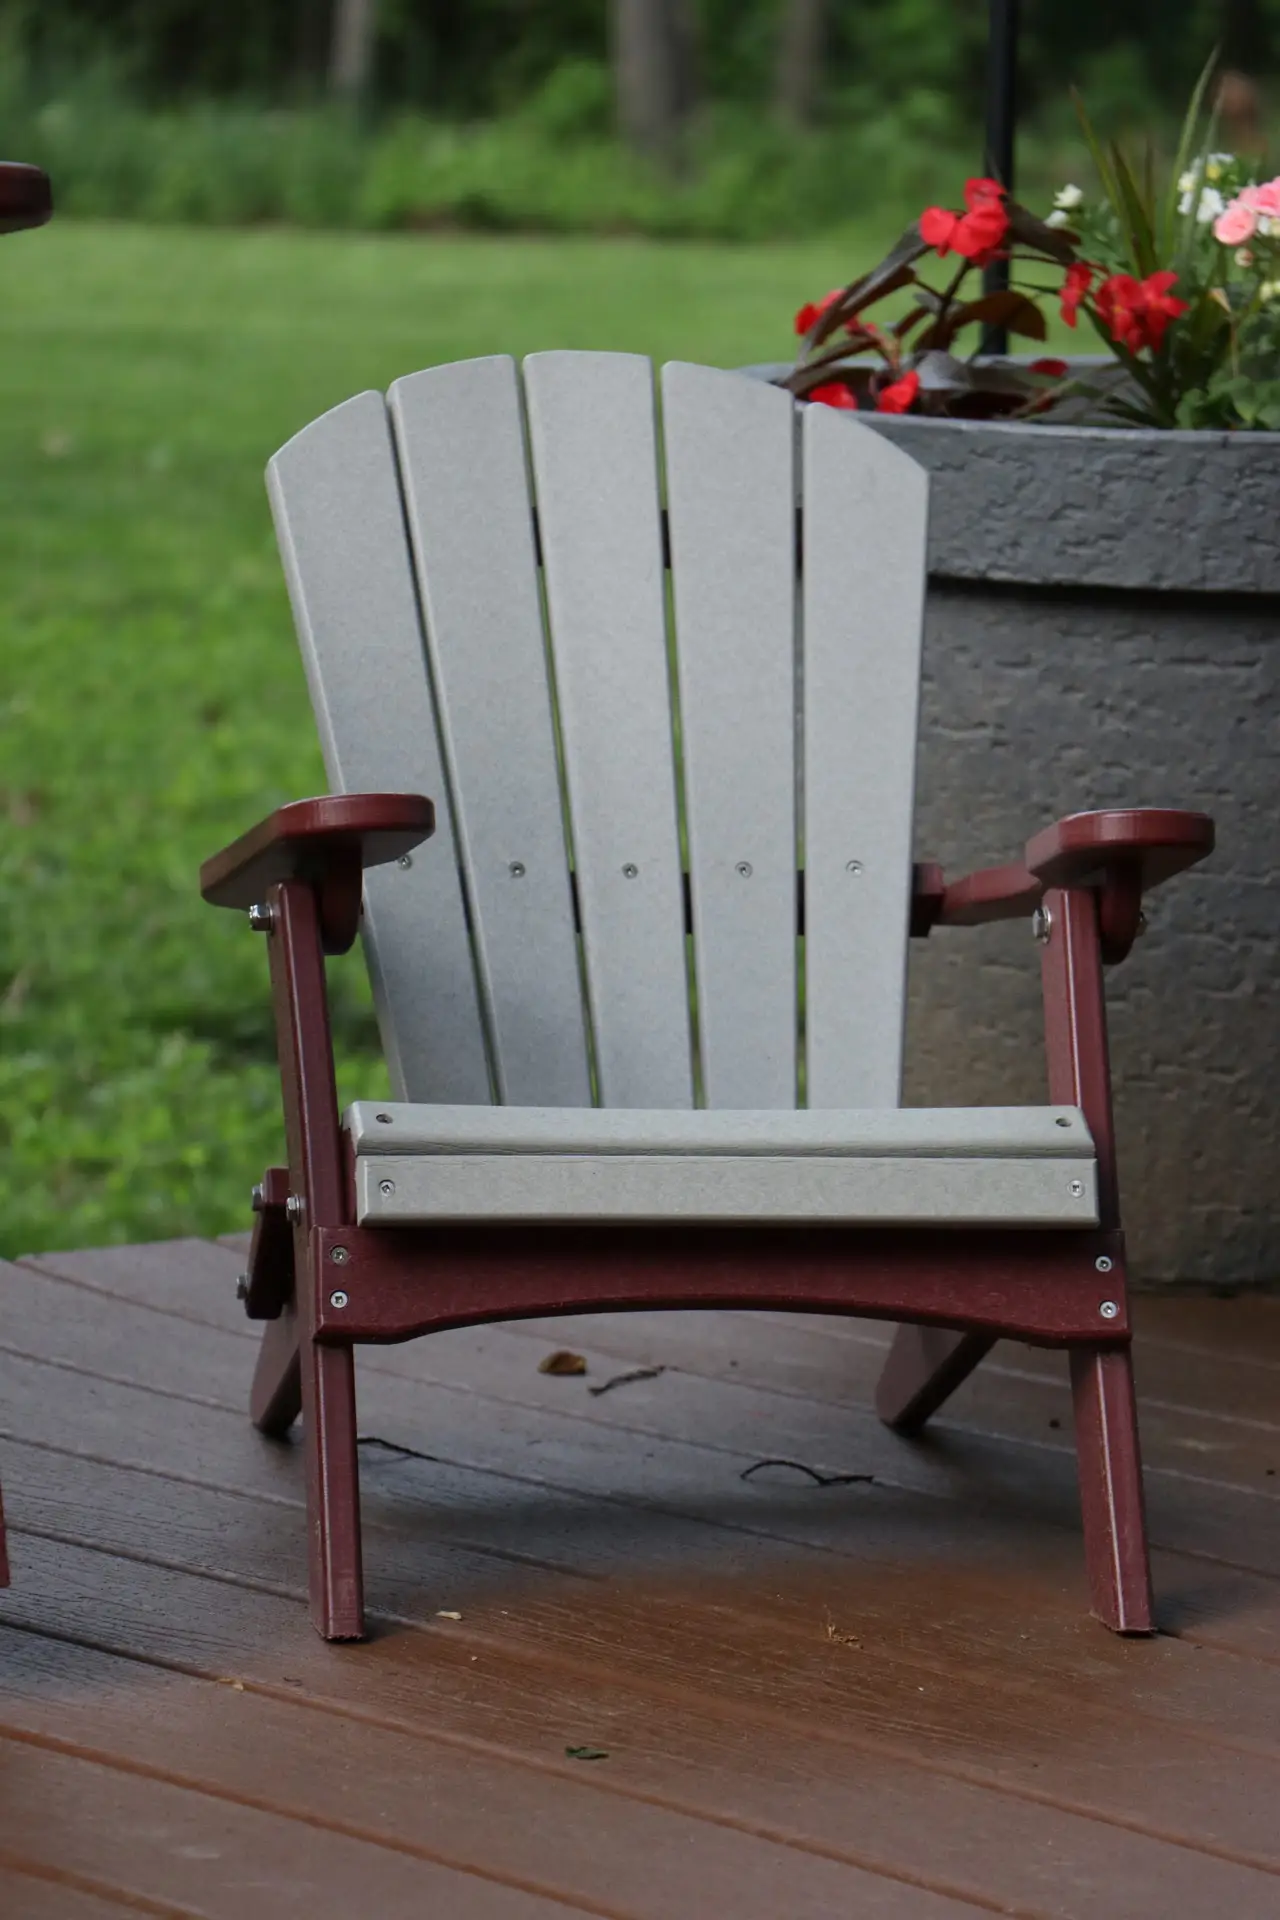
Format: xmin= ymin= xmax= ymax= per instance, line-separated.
xmin=1109 ymin=140 xmax=1157 ymax=277
xmin=1164 ymin=49 xmax=1222 ymax=258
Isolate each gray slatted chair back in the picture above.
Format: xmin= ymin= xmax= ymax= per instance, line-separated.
xmin=268 ymin=354 xmax=928 ymax=1112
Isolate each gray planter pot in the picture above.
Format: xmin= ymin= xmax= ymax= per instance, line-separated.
xmin=743 ymin=368 xmax=1277 ymax=1283
xmin=865 ymin=412 xmax=1279 ymax=1286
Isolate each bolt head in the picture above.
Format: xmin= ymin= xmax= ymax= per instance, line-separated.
xmin=378 ymin=1178 xmax=395 ymax=1198
xmin=1095 ymin=1254 xmax=1113 ymax=1273
xmin=845 ymin=860 xmax=863 ymax=876
xmin=1099 ymin=1299 xmax=1120 ymax=1320
xmin=250 ymin=1182 xmax=264 ymax=1213
xmin=735 ymin=861 xmax=753 ymax=878
xmin=398 ymin=854 xmax=413 ymax=869
xmin=235 ymin=1272 xmax=250 ymax=1301
xmin=248 ymin=902 xmax=274 ymax=933
xmin=1069 ymin=1179 xmax=1084 ymax=1198
xmin=1032 ymin=904 xmax=1053 ymax=944
xmin=285 ymin=1194 xmax=303 ymax=1224
xmin=622 ymin=863 xmax=639 ymax=879
xmin=508 ymin=860 xmax=526 ymax=878
xmin=329 ymin=1289 xmax=349 ymax=1310
xmin=329 ymin=1245 xmax=350 ymax=1266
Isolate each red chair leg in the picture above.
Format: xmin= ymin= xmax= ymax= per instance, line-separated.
xmin=300 ymin=1333 xmax=365 ymax=1640
xmin=250 ymin=1306 xmax=303 ymax=1436
xmin=875 ymin=1324 xmax=996 ymax=1434
xmin=1070 ymin=1342 xmax=1154 ymax=1634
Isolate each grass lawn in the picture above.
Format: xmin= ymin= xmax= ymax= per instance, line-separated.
xmin=2 ymin=216 xmax=920 ymax=1255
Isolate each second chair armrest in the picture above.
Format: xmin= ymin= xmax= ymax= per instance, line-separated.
xmin=1024 ymin=807 xmax=1215 ymax=892
xmin=201 ymin=794 xmax=435 ymax=953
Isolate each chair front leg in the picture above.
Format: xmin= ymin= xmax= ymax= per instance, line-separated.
xmin=265 ymin=878 xmax=366 ymax=1641
xmin=1041 ymin=884 xmax=1154 ymax=1634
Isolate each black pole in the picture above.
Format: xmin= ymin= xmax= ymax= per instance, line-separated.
xmin=981 ymin=0 xmax=1019 ymax=356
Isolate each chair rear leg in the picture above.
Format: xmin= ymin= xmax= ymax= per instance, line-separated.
xmin=1070 ymin=1342 xmax=1154 ymax=1634
xmin=876 ymin=1324 xmax=995 ymax=1434
xmin=250 ymin=1306 xmax=303 ymax=1436
xmin=0 ymin=1484 xmax=9 ymax=1589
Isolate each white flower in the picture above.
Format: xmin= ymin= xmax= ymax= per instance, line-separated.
xmin=1236 ymin=247 xmax=1255 ymax=267
xmin=1179 ymin=185 xmax=1226 ymax=221
xmin=1045 ymin=209 xmax=1071 ymax=229
xmin=1178 ymin=169 xmax=1199 ymax=195
xmin=1260 ymin=214 xmax=1276 ymax=237
xmin=1205 ymin=152 xmax=1234 ymax=182
xmin=1259 ymin=280 xmax=1280 ymax=302
xmin=1053 ymin=183 xmax=1084 ymax=210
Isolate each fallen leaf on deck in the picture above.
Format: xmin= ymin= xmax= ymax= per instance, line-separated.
xmin=589 ymin=1365 xmax=665 ymax=1397
xmin=565 ymin=1745 xmax=610 ymax=1761
xmin=539 ymin=1349 xmax=587 ymax=1376
xmin=435 ymin=1610 xmax=462 ymax=1620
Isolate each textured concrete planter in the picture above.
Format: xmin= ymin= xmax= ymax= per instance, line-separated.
xmin=856 ymin=413 xmax=1279 ymax=1285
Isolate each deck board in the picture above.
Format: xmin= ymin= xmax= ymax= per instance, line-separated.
xmin=3 ymin=1241 xmax=1280 ymax=1916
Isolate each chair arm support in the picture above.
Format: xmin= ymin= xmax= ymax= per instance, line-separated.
xmin=200 ymin=793 xmax=435 ymax=954
xmin=911 ymin=859 xmax=1043 ymax=934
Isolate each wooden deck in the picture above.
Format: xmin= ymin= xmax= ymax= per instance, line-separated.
xmin=2 ymin=1240 xmax=1280 ymax=1918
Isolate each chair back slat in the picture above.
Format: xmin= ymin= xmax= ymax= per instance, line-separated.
xmin=800 ymin=403 xmax=929 ymax=1108
xmin=662 ymin=362 xmax=798 ymax=1108
xmin=267 ymin=392 xmax=491 ymax=1102
xmin=522 ymin=352 xmax=694 ymax=1109
xmin=388 ymin=359 xmax=591 ymax=1105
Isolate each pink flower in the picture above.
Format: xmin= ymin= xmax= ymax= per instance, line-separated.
xmin=1249 ymin=177 xmax=1280 ymax=219
xmin=1215 ymin=197 xmax=1258 ymax=245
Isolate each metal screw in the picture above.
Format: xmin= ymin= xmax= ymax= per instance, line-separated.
xmin=1032 ymin=904 xmax=1053 ymax=944
xmin=329 ymin=1245 xmax=350 ymax=1266
xmin=508 ymin=860 xmax=526 ymax=878
xmin=1095 ymin=1255 xmax=1113 ymax=1273
xmin=235 ymin=1272 xmax=250 ymax=1301
xmin=248 ymin=902 xmax=274 ymax=933
xmin=1055 ymin=1117 xmax=1071 ymax=1128
xmin=329 ymin=1289 xmax=349 ymax=1310
xmin=378 ymin=1178 xmax=395 ymax=1197
xmin=845 ymin=860 xmax=863 ymax=875
xmin=1069 ymin=1179 xmax=1084 ymax=1197
xmin=398 ymin=854 xmax=413 ymax=870
xmin=736 ymin=861 xmax=753 ymax=878
xmin=285 ymin=1193 xmax=303 ymax=1224
xmin=375 ymin=1112 xmax=393 ymax=1124
xmin=251 ymin=1181 xmax=264 ymax=1212
xmin=622 ymin=863 xmax=638 ymax=879
xmin=1099 ymin=1299 xmax=1120 ymax=1320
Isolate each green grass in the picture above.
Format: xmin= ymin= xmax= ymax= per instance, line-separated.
xmin=0 ymin=217 xmax=892 ymax=1255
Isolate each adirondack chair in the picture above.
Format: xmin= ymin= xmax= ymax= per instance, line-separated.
xmin=0 ymin=159 xmax=52 ymax=1591
xmin=201 ymin=353 xmax=1214 ymax=1642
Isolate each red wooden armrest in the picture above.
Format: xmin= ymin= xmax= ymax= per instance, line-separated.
xmin=201 ymin=794 xmax=435 ymax=954
xmin=1024 ymin=808 xmax=1215 ymax=892
xmin=0 ymin=162 xmax=52 ymax=234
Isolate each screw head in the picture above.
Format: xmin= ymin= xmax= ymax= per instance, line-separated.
xmin=248 ymin=902 xmax=274 ymax=933
xmin=235 ymin=1272 xmax=250 ymax=1301
xmin=736 ymin=861 xmax=753 ymax=878
xmin=329 ymin=1245 xmax=350 ymax=1266
xmin=1099 ymin=1299 xmax=1120 ymax=1320
xmin=398 ymin=853 xmax=413 ymax=869
xmin=375 ymin=1112 xmax=393 ymax=1124
xmin=1095 ymin=1254 xmax=1113 ymax=1273
xmin=329 ymin=1289 xmax=349 ymax=1310
xmin=285 ymin=1193 xmax=303 ymax=1224
xmin=1032 ymin=904 xmax=1053 ymax=944
xmin=508 ymin=860 xmax=526 ymax=878
xmin=1069 ymin=1179 xmax=1084 ymax=1197
xmin=622 ymin=863 xmax=638 ymax=879
xmin=845 ymin=860 xmax=863 ymax=876
xmin=378 ymin=1178 xmax=395 ymax=1198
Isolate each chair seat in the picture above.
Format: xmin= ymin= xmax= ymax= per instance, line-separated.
xmin=346 ymin=1103 xmax=1099 ymax=1227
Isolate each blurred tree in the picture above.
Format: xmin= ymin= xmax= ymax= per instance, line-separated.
xmin=611 ymin=0 xmax=699 ymax=161
xmin=775 ymin=0 xmax=827 ymax=126
xmin=329 ymin=0 xmax=377 ymax=100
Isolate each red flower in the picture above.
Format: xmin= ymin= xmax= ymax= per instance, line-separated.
xmin=1094 ymin=270 xmax=1188 ymax=353
xmin=1060 ymin=261 xmax=1095 ymax=329
xmin=807 ymin=381 xmax=858 ymax=410
xmin=795 ymin=288 xmax=843 ymax=337
xmin=1029 ymin=357 xmax=1069 ymax=378
xmin=875 ymin=369 xmax=920 ymax=414
xmin=919 ymin=177 xmax=1010 ymax=266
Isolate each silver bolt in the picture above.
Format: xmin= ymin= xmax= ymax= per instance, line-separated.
xmin=622 ymin=863 xmax=638 ymax=879
xmin=251 ymin=1181 xmax=264 ymax=1212
xmin=736 ymin=861 xmax=753 ymax=878
xmin=235 ymin=1272 xmax=250 ymax=1301
xmin=1099 ymin=1299 xmax=1120 ymax=1320
xmin=508 ymin=860 xmax=526 ymax=878
xmin=375 ymin=1112 xmax=393 ymax=1124
xmin=329 ymin=1289 xmax=349 ymax=1310
xmin=329 ymin=1245 xmax=350 ymax=1266
xmin=1095 ymin=1255 xmax=1113 ymax=1273
xmin=1032 ymin=904 xmax=1053 ymax=944
xmin=398 ymin=854 xmax=413 ymax=869
xmin=285 ymin=1193 xmax=303 ymax=1224
xmin=248 ymin=902 xmax=274 ymax=932
xmin=1070 ymin=1179 xmax=1084 ymax=1197
xmin=378 ymin=1178 xmax=395 ymax=1197
xmin=845 ymin=860 xmax=863 ymax=876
